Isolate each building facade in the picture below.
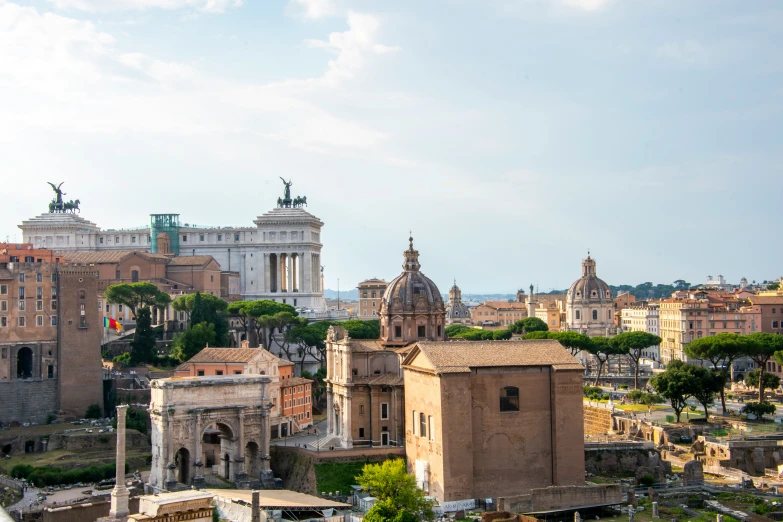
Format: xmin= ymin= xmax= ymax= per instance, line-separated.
xmin=357 ymin=278 xmax=388 ymax=319
xmin=471 ymin=301 xmax=528 ymax=327
xmin=0 ymin=260 xmax=103 ymax=424
xmin=402 ymin=339 xmax=585 ymax=503
xmin=620 ymin=303 xmax=660 ymax=360
xmin=564 ymin=255 xmax=617 ymax=337
xmin=19 ymin=182 xmax=326 ymax=309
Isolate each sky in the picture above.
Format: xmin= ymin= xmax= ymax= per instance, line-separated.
xmin=1 ymin=0 xmax=782 ymax=294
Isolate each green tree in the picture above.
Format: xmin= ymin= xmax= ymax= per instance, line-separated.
xmin=650 ymin=360 xmax=695 ymax=422
xmin=492 ymin=329 xmax=512 ymax=340
xmin=171 ymin=322 xmax=217 ymax=362
xmin=523 ymin=331 xmax=551 ymax=340
xmin=639 ymin=392 xmax=665 ymax=409
xmin=626 ymin=389 xmax=644 ymax=403
xmin=244 ymin=300 xmax=298 ymax=349
xmin=130 ymin=307 xmax=157 ymax=364
xmin=742 ymin=401 xmax=776 ymax=420
xmin=341 ymin=319 xmax=381 ymax=339
xmin=105 ymin=282 xmax=171 ymax=352
xmin=587 ymin=337 xmax=628 ymax=386
xmin=173 ymin=292 xmax=229 ymax=345
xmin=509 ymin=317 xmax=548 ymax=334
xmin=113 ymin=352 xmax=132 ymax=366
xmin=768 ymin=283 xmax=781 ymax=291
xmin=612 ymin=331 xmax=662 ymax=389
xmin=673 ymin=280 xmax=690 ymax=290
xmin=688 ymin=365 xmax=724 ymax=418
xmin=745 ymin=332 xmax=783 ymax=402
xmin=227 ymin=300 xmax=253 ymax=344
xmin=548 ymin=331 xmax=593 ymax=357
xmin=356 ymin=459 xmax=434 ymax=520
xmin=744 ymin=369 xmax=781 ymax=394
xmin=685 ymin=333 xmax=751 ymax=414
xmin=445 ymin=324 xmax=473 ymax=337
xmin=364 ymin=499 xmax=419 ymax=522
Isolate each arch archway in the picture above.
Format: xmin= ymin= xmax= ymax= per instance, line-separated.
xmin=175 ymin=447 xmax=191 ymax=484
xmin=202 ymin=422 xmax=236 ymax=480
xmin=17 ymin=347 xmax=33 ymax=379
xmin=245 ymin=442 xmax=259 ymax=478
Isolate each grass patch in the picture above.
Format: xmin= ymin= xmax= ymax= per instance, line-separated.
xmin=615 ymin=404 xmax=668 ymax=412
xmin=314 ymin=461 xmax=366 ymax=495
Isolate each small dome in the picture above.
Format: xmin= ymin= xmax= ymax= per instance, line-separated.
xmin=381 ymin=236 xmax=444 ymax=314
xmin=446 ymin=280 xmax=469 ymax=319
xmin=566 ymin=254 xmax=612 ymax=303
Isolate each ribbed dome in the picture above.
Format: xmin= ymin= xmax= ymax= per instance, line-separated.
xmin=566 ymin=255 xmax=612 ymax=303
xmin=381 ymin=237 xmax=444 ymax=314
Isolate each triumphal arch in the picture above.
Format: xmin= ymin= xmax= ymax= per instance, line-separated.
xmin=148 ymin=375 xmax=277 ymax=492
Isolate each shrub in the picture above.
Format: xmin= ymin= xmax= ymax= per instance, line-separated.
xmin=45 ymin=414 xmax=56 ymax=425
xmin=639 ymin=473 xmax=655 ymax=487
xmin=492 ymin=329 xmax=512 ymax=340
xmin=583 ymin=385 xmax=602 ymax=397
xmin=626 ymin=389 xmax=644 ymax=403
xmin=619 ymin=384 xmax=629 ymax=390
xmin=85 ymin=403 xmax=102 ymax=419
xmin=742 ymin=401 xmax=776 ymax=420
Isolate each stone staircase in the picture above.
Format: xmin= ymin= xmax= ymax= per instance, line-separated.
xmin=310 ymin=434 xmax=339 ymax=450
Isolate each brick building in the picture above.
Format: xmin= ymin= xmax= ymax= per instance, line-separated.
xmin=402 ymin=339 xmax=585 ymax=504
xmin=471 ymin=301 xmax=528 ymax=327
xmin=281 ymin=377 xmax=313 ymax=431
xmin=357 ymin=278 xmax=387 ymax=319
xmin=0 ymin=260 xmax=103 ymax=423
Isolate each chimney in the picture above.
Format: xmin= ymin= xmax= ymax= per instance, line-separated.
xmin=241 ymin=340 xmax=250 ymax=349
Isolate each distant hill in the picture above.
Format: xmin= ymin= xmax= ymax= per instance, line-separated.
xmin=323 ymin=289 xmax=359 ymax=300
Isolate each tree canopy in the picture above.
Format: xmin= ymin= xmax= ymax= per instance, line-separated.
xmin=745 ymin=332 xmax=783 ymax=402
xmin=586 ymin=337 xmax=628 ymax=385
xmin=650 ymin=360 xmax=696 ymax=422
xmin=612 ymin=331 xmax=662 ymax=389
xmin=104 ymin=282 xmax=171 ymax=318
xmin=356 ymin=459 xmax=434 ymax=520
xmin=171 ymin=322 xmax=217 ymax=362
xmin=508 ymin=317 xmax=548 ymax=334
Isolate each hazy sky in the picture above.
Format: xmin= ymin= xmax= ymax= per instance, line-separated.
xmin=1 ymin=0 xmax=782 ymax=293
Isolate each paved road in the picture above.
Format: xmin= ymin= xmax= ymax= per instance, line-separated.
xmin=7 ymin=485 xmax=41 ymax=512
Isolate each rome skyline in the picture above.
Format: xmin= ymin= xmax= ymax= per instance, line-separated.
xmin=2 ymin=1 xmax=782 ymax=293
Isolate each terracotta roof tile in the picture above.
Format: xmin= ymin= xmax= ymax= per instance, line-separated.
xmin=186 ymin=348 xmax=265 ymax=363
xmin=352 ymin=373 xmax=404 ymax=386
xmin=166 ymin=256 xmax=216 ymax=266
xmin=408 ymin=339 xmax=583 ymax=374
xmin=348 ymin=339 xmax=388 ymax=353
xmin=749 ymin=296 xmax=783 ymax=305
xmin=281 ymin=377 xmax=313 ymax=387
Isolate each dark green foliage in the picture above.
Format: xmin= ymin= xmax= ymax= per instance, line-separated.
xmin=364 ymin=499 xmax=419 ymax=522
xmin=212 ymin=507 xmax=219 ymax=522
xmin=85 ymin=403 xmax=102 ymax=419
xmin=768 ymin=283 xmax=781 ymax=291
xmin=523 ymin=331 xmax=551 ymax=340
xmin=626 ymin=389 xmax=644 ymax=402
xmin=639 ymin=473 xmax=655 ymax=487
xmin=302 ymin=366 xmax=327 ymax=409
xmin=610 ymin=281 xmax=690 ymax=300
xmin=111 ymin=407 xmax=149 ymax=434
xmin=452 ymin=329 xmax=495 ymax=341
xmin=746 ymin=332 xmax=783 ymax=402
xmin=492 ymin=329 xmax=512 ymax=340
xmin=508 ymin=317 xmax=548 ymax=334
xmin=583 ymin=385 xmax=602 ymax=397
xmin=12 ymin=463 xmax=128 ymax=487
xmin=131 ymin=307 xmax=157 ymax=364
xmin=612 ymin=331 xmax=662 ymax=389
xmin=445 ymin=324 xmax=473 ymax=337
xmin=650 ymin=360 xmax=698 ymax=422
xmin=745 ymin=369 xmax=782 ymax=393
xmin=46 ymin=414 xmax=56 ymax=425
xmin=173 ymin=292 xmax=230 ymax=346
xmin=113 ymin=352 xmax=132 ymax=366
xmin=171 ymin=322 xmax=217 ymax=362
xmin=742 ymin=401 xmax=776 ymax=420
xmin=341 ymin=320 xmax=381 ymax=339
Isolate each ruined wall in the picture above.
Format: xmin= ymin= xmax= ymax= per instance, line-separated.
xmin=583 ymin=405 xmax=612 ymax=436
xmin=585 ymin=445 xmax=671 ymax=483
xmin=498 ymin=485 xmax=622 ymax=513
xmin=0 ymin=379 xmax=58 ymax=425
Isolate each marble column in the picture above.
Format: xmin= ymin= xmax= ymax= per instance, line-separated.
xmin=287 ymin=254 xmax=293 ymax=295
xmin=298 ymin=252 xmax=305 ymax=294
xmin=193 ymin=411 xmax=205 ymax=487
xmin=326 ymin=389 xmax=334 ymax=435
xmin=109 ymin=405 xmax=130 ymax=519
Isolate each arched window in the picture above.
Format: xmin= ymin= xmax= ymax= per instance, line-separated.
xmin=500 ymin=386 xmax=519 ymax=412
xmin=131 ymin=270 xmax=139 ymax=283
xmin=575 ymin=310 xmax=581 ymax=320
xmin=592 ymin=310 xmax=598 ymax=320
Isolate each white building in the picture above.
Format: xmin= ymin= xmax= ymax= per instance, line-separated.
xmin=620 ymin=303 xmax=660 ymax=360
xmin=19 ymin=183 xmax=327 ymax=310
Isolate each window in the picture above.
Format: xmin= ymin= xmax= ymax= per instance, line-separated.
xmin=48 ymin=365 xmax=54 ymax=379
xmin=51 ymin=317 xmax=57 ymax=326
xmin=234 ymin=370 xmax=242 ymax=375
xmin=774 ymin=321 xmax=780 ymax=329
xmin=381 ymin=403 xmax=389 ymax=420
xmin=116 ymin=269 xmax=121 ymax=280
xmin=217 ymin=234 xmax=222 ymax=241
xmin=118 ymin=305 xmax=123 ymax=312
xmin=182 ymin=235 xmax=187 ymax=242
xmin=36 ymin=273 xmax=42 ymax=283
xmin=100 ymin=237 xmax=104 ymax=244
xmin=575 ymin=310 xmax=580 ymax=320
xmin=234 ymin=234 xmax=240 ymax=241
xmin=419 ymin=412 xmax=427 ymax=438
xmin=412 ymin=410 xmax=417 ymax=436
xmin=115 ymin=236 xmax=120 ymax=243
xmin=131 ymin=270 xmax=139 ymax=283
xmin=395 ymin=325 xmax=402 ymax=337
xmin=0 ymin=301 xmax=6 ymax=312
xmin=19 ymin=274 xmax=24 ymax=283
xmin=18 ymin=317 xmax=25 ymax=327
xmin=18 ymin=300 xmax=25 ymax=311
xmin=358 ymin=427 xmax=365 ymax=438
xmin=200 ymin=234 xmax=205 ymax=242
xmin=18 ymin=287 xmax=24 ymax=299
xmin=592 ymin=310 xmax=598 ymax=321
xmin=500 ymin=386 xmax=520 ymax=412
xmin=79 ymin=316 xmax=87 ymax=327
xmin=417 ymin=325 xmax=426 ymax=338
xmin=131 ymin=236 xmax=137 ymax=243
xmin=0 ymin=285 xmax=5 ymax=295
xmin=359 ymin=404 xmax=364 ymax=414
xmin=1 ymin=347 xmax=5 ymax=358
xmin=216 ymin=370 xmax=223 ymax=375
xmin=0 ymin=317 xmax=6 ymax=327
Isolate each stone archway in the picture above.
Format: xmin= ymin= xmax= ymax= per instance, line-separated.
xmin=175 ymin=447 xmax=190 ymax=484
xmin=17 ymin=347 xmax=33 ymax=379
xmin=245 ymin=442 xmax=260 ymax=478
xmin=202 ymin=422 xmax=236 ymax=480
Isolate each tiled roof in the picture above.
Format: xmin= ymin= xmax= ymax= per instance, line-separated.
xmin=57 ymin=250 xmax=169 ymax=264
xmin=186 ymin=348 xmax=264 ymax=363
xmin=749 ymin=296 xmax=783 ymax=305
xmin=353 ymin=373 xmax=404 ymax=386
xmin=166 ymin=256 xmax=217 ymax=266
xmin=278 ymin=358 xmax=295 ymax=366
xmin=281 ymin=377 xmax=313 ymax=387
xmin=348 ymin=339 xmax=388 ymax=353
xmin=479 ymin=301 xmax=528 ymax=310
xmin=407 ymin=339 xmax=583 ymax=374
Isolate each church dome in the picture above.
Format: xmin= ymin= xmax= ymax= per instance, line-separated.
xmin=382 ymin=237 xmax=444 ymax=314
xmin=379 ymin=237 xmax=446 ymax=344
xmin=566 ymin=254 xmax=612 ymax=304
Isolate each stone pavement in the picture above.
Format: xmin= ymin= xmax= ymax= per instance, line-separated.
xmin=7 ymin=485 xmax=41 ymax=512
xmin=270 ymin=419 xmax=330 ymax=449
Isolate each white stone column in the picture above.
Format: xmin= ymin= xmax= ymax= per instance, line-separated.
xmin=109 ymin=405 xmax=130 ymax=519
xmin=287 ymin=253 xmax=293 ymax=295
xmin=299 ymin=252 xmax=305 ymax=294
xmin=263 ymin=254 xmax=270 ymax=293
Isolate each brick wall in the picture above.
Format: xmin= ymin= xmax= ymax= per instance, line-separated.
xmin=583 ymin=405 xmax=612 ymax=436
xmin=0 ymin=379 xmax=58 ymax=425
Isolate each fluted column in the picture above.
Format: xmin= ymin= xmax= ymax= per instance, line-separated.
xmin=109 ymin=405 xmax=130 ymax=518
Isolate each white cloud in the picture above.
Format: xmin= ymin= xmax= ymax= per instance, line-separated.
xmin=302 ymin=11 xmax=399 ymax=87
xmin=562 ymin=0 xmax=611 ymax=12
xmin=288 ymin=0 xmax=336 ymax=19
xmin=47 ymin=0 xmax=243 ymax=14
xmin=0 ymin=2 xmax=394 ymax=152
xmin=656 ymin=40 xmax=708 ymax=66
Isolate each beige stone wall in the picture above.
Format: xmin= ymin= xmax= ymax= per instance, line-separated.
xmin=583 ymin=405 xmax=613 ymax=436
xmin=551 ymin=370 xmax=586 ymax=486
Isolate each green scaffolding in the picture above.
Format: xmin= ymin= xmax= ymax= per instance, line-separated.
xmin=150 ymin=214 xmax=180 ymax=255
